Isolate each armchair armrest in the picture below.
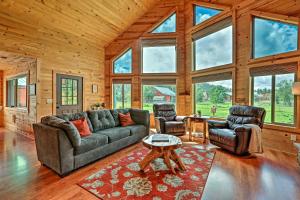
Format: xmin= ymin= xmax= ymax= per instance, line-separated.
xmin=208 ymin=120 xmax=228 ymax=129
xmin=234 ymin=125 xmax=252 ymax=155
xmin=154 ymin=117 xmax=166 ymax=133
xmin=175 ymin=116 xmax=188 ymax=122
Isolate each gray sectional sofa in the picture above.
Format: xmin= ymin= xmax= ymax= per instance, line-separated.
xmin=33 ymin=108 xmax=150 ymax=176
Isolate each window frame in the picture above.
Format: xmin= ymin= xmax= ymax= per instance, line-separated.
xmin=112 ymin=48 xmax=133 ymax=75
xmin=141 ymin=39 xmax=178 ymax=74
xmin=193 ymin=4 xmax=222 ymax=26
xmin=192 ymin=17 xmax=233 ymax=72
xmin=112 ymin=80 xmax=132 ymax=109
xmin=251 ymin=16 xmax=299 ymax=60
xmin=250 ymin=73 xmax=297 ymax=127
xmin=141 ymin=80 xmax=177 ymax=113
xmin=6 ymin=74 xmax=28 ymax=108
xmin=150 ymin=12 xmax=177 ymax=34
xmin=193 ymin=77 xmax=233 ymax=119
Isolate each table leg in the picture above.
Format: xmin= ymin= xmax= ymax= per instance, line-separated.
xmin=139 ymin=149 xmax=161 ymax=172
xmin=189 ymin=119 xmax=192 ymax=141
xmin=171 ymin=150 xmax=186 ymax=171
xmin=163 ymin=150 xmax=176 ymax=174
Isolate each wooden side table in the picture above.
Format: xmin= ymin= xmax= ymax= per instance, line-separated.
xmin=188 ymin=116 xmax=210 ymax=143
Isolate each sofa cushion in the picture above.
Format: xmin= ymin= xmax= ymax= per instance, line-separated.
xmin=75 ymin=134 xmax=108 ymax=155
xmin=41 ymin=116 xmax=81 ymax=147
xmin=56 ymin=112 xmax=93 ymax=132
xmin=70 ymin=118 xmax=92 ymax=137
xmin=96 ymin=127 xmax=131 ymax=143
xmin=165 ymin=121 xmax=185 ymax=133
xmin=209 ymin=128 xmax=237 ymax=147
xmin=119 ymin=112 xmax=135 ymax=127
xmin=126 ymin=125 xmax=146 ymax=136
xmin=88 ymin=110 xmax=115 ymax=132
xmin=110 ymin=109 xmax=129 ymax=126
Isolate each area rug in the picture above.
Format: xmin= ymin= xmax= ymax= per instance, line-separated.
xmin=78 ymin=145 xmax=215 ymax=200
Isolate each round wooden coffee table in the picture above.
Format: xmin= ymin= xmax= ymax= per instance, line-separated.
xmin=139 ymin=134 xmax=186 ymax=174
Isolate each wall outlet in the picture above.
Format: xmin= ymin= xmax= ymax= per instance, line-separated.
xmin=46 ymin=99 xmax=53 ymax=104
xmin=291 ymin=134 xmax=297 ymax=142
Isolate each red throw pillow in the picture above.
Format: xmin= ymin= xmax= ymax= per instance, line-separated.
xmin=118 ymin=112 xmax=135 ymax=127
xmin=70 ymin=118 xmax=92 ymax=137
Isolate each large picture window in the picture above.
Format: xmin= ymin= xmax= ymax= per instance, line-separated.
xmin=142 ymin=39 xmax=177 ymax=73
xmin=7 ymin=76 xmax=27 ymax=108
xmin=251 ymin=65 xmax=296 ymax=125
xmin=193 ymin=18 xmax=233 ymax=70
xmin=193 ymin=73 xmax=232 ymax=118
xmin=112 ymin=81 xmax=131 ymax=109
xmin=253 ymin=17 xmax=298 ymax=59
xmin=113 ymin=48 xmax=132 ymax=74
xmin=142 ymin=80 xmax=176 ymax=112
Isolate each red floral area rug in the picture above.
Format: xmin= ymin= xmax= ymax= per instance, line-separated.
xmin=78 ymin=145 xmax=215 ymax=200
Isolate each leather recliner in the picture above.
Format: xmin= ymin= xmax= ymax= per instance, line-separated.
xmin=153 ymin=104 xmax=187 ymax=136
xmin=208 ymin=105 xmax=266 ymax=155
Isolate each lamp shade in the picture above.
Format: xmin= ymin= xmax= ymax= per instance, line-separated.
xmin=292 ymin=82 xmax=300 ymax=95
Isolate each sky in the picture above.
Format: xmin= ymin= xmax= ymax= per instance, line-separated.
xmin=253 ymin=73 xmax=294 ymax=90
xmin=195 ymin=25 xmax=233 ymax=70
xmin=195 ymin=6 xmax=221 ymax=25
xmin=142 ymin=46 xmax=176 ymax=73
xmin=114 ymin=49 xmax=132 ymax=73
xmin=254 ymin=17 xmax=298 ymax=58
xmin=152 ymin=13 xmax=176 ymax=33
xmin=197 ymin=79 xmax=232 ymax=89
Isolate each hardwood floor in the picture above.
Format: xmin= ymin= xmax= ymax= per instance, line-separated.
xmin=0 ymin=128 xmax=299 ymax=200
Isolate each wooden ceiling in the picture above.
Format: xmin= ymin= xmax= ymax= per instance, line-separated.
xmin=0 ymin=0 xmax=160 ymax=47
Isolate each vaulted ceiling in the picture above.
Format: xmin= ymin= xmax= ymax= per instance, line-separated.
xmin=0 ymin=0 xmax=160 ymax=47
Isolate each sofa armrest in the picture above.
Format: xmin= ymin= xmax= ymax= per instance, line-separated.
xmin=208 ymin=120 xmax=228 ymax=129
xmin=129 ymin=109 xmax=150 ymax=134
xmin=175 ymin=116 xmax=188 ymax=122
xmin=234 ymin=125 xmax=252 ymax=155
xmin=33 ymin=123 xmax=74 ymax=176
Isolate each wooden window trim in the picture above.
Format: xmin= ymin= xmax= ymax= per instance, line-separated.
xmin=112 ymin=48 xmax=133 ymax=75
xmin=6 ymin=74 xmax=29 ymax=109
xmin=250 ymin=73 xmax=297 ymax=127
xmin=112 ymin=79 xmax=132 ymax=109
xmin=249 ymin=13 xmax=300 ymax=61
xmin=192 ymin=73 xmax=234 ymax=118
xmin=141 ymin=38 xmax=178 ymax=74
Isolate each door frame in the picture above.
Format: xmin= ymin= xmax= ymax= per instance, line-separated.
xmin=52 ymin=70 xmax=85 ymax=115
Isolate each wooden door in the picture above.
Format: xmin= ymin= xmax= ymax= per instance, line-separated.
xmin=56 ymin=74 xmax=83 ymax=114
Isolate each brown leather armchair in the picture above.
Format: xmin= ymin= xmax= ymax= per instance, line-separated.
xmin=153 ymin=104 xmax=187 ymax=136
xmin=208 ymin=105 xmax=266 ymax=155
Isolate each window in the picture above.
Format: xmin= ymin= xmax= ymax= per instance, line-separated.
xmin=142 ymin=82 xmax=176 ymax=112
xmin=253 ymin=17 xmax=298 ymax=59
xmin=194 ymin=75 xmax=232 ymax=118
xmin=113 ymin=48 xmax=132 ymax=74
xmin=152 ymin=13 xmax=176 ymax=33
xmin=7 ymin=76 xmax=27 ymax=108
xmin=113 ymin=82 xmax=131 ymax=109
xmin=142 ymin=39 xmax=177 ymax=73
xmin=194 ymin=5 xmax=221 ymax=25
xmin=252 ymin=73 xmax=295 ymax=125
xmin=61 ymin=78 xmax=78 ymax=105
xmin=193 ymin=18 xmax=233 ymax=70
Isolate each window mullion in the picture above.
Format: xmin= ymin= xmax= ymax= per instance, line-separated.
xmin=271 ymin=75 xmax=275 ymax=123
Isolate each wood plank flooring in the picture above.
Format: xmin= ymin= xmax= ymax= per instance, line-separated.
xmin=0 ymin=128 xmax=299 ymax=200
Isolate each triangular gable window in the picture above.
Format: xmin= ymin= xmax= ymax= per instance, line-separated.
xmin=152 ymin=13 xmax=176 ymax=33
xmin=194 ymin=5 xmax=222 ymax=25
xmin=113 ymin=49 xmax=132 ymax=74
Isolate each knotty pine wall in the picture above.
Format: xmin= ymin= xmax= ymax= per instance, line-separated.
xmin=0 ymin=14 xmax=104 ymax=139
xmin=105 ymin=0 xmax=300 ymax=154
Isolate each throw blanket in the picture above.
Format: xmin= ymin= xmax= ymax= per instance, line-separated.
xmin=245 ymin=124 xmax=263 ymax=154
